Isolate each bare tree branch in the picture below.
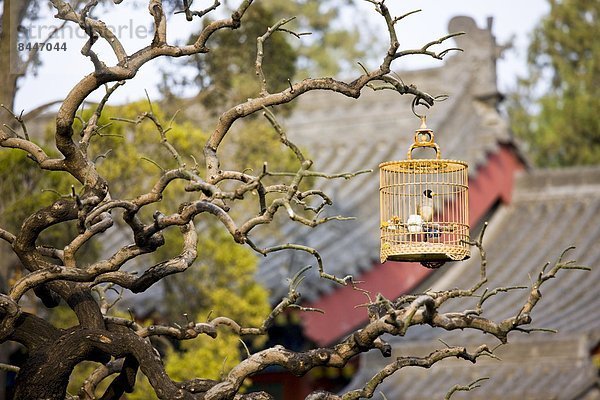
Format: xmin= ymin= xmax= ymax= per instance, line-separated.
xmin=444 ymin=377 xmax=490 ymax=400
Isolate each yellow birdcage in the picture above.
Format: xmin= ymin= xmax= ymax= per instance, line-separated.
xmin=379 ymin=118 xmax=470 ymax=268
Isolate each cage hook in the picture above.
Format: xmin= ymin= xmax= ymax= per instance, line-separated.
xmin=411 ymin=96 xmax=432 ymax=122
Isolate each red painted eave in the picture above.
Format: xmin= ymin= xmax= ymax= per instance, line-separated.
xmin=301 ymin=145 xmax=525 ymax=346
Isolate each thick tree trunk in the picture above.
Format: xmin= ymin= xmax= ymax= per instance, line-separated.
xmin=14 ymin=348 xmax=82 ymax=400
xmin=13 ymin=328 xmax=106 ymax=400
xmin=12 ymin=327 xmax=175 ymax=400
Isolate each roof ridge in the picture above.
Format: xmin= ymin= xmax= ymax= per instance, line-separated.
xmin=513 ymin=167 xmax=600 ymax=202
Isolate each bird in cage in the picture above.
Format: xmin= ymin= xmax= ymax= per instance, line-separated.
xmin=417 ymin=189 xmax=436 ymax=222
xmin=407 ymin=190 xmax=436 ymax=234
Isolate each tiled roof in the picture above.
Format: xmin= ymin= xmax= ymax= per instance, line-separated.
xmin=352 ymin=336 xmax=598 ymax=400
xmin=348 ymin=166 xmax=600 ymax=399
xmin=256 ymin=17 xmax=516 ymax=301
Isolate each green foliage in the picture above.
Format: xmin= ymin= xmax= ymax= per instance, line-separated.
xmin=129 ymin=332 xmax=244 ymax=400
xmin=162 ymin=240 xmax=269 ymax=389
xmin=48 ymin=303 xmax=79 ymax=329
xmin=508 ymin=0 xmax=600 ymax=166
xmin=162 ymin=226 xmax=270 ymax=324
xmin=0 ymin=150 xmax=76 ymax=229
xmin=129 ymin=226 xmax=269 ymax=400
xmin=1 ymin=100 xmax=210 ymax=260
xmin=0 ymin=140 xmax=85 ymax=259
xmin=81 ymin=101 xmax=209 ymax=202
xmin=0 ymin=100 xmax=205 ymax=229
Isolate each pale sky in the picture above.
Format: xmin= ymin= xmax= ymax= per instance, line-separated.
xmin=14 ymin=1 xmax=549 ymax=112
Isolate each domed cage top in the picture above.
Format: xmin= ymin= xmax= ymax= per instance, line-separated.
xmin=379 ymin=122 xmax=470 ymax=264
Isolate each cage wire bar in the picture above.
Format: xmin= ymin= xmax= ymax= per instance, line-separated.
xmin=379 ymin=120 xmax=470 ymax=265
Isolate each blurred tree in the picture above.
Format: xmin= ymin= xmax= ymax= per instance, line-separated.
xmin=184 ymin=2 xmax=298 ymax=114
xmin=0 ymin=0 xmax=65 ymax=121
xmin=262 ymin=0 xmax=375 ymax=77
xmin=159 ymin=0 xmax=377 ymax=113
xmin=508 ymin=0 xmax=599 ymax=166
xmin=0 ymin=0 xmax=34 ymax=116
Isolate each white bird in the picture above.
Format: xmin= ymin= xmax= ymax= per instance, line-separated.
xmin=417 ymin=189 xmax=435 ymax=223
